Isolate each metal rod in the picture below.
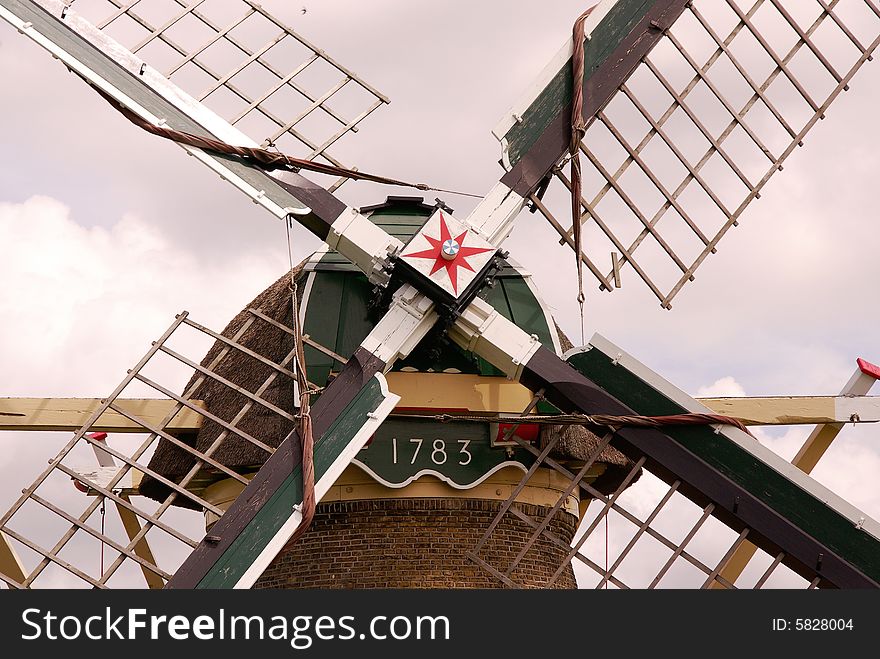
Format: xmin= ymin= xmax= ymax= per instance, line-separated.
xmin=554 ymin=168 xmax=666 ymax=302
xmin=528 ymin=192 xmax=614 ymax=291
xmin=595 ymin=480 xmax=681 ymax=589
xmin=502 ymin=432 xmax=616 ymax=579
xmin=648 ymin=503 xmax=715 ymax=589
xmin=548 ymin=456 xmax=647 ymax=586
xmin=2 ymin=525 xmax=106 ymax=589
xmin=0 ymin=313 xmax=188 ymax=531
xmin=28 ymin=492 xmax=171 ymax=581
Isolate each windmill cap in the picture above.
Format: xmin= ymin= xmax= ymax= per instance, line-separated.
xmin=857 ymin=358 xmax=880 ymax=380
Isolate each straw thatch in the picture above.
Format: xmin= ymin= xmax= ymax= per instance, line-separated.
xmin=140 ymin=264 xmax=307 ymax=507
xmin=141 ymin=267 xmax=638 ymax=506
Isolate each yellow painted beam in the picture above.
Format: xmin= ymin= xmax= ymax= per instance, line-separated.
xmin=0 ymin=398 xmax=204 ymax=432
xmin=2 ymin=392 xmax=878 ymax=434
xmin=0 ymin=530 xmax=26 ymax=587
xmin=698 ymin=396 xmax=880 ymax=426
xmin=385 ymin=372 xmax=535 ymax=413
xmin=114 ymin=495 xmax=165 ymax=589
xmin=711 ymin=365 xmax=879 ymax=588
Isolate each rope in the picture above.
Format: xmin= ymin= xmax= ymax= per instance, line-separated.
xmin=571 ymin=7 xmax=596 ymax=344
xmin=87 ymin=83 xmax=482 ymax=198
xmin=282 ymin=217 xmax=317 ymax=550
xmin=389 ymin=411 xmax=754 ymax=438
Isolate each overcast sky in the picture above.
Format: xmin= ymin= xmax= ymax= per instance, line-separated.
xmin=0 ymin=0 xmax=878 ymax=588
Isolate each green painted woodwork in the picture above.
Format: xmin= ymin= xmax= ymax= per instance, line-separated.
xmin=303 ymin=203 xmax=557 ymax=386
xmin=502 ymin=0 xmax=655 ymax=167
xmin=197 ymin=376 xmax=392 ymax=588
xmin=352 ymin=418 xmax=533 ymax=488
xmin=567 ymin=346 xmax=880 ymax=584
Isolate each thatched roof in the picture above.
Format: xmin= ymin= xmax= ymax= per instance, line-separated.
xmin=141 ymin=265 xmax=639 ymax=506
xmin=140 ymin=264 xmax=307 ymax=506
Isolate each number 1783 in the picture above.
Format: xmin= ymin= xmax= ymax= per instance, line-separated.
xmin=391 ymin=438 xmax=472 ymax=466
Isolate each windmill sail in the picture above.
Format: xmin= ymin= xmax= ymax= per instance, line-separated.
xmin=2 ymin=0 xmax=879 ymax=591
xmin=495 ymin=0 xmax=880 ymax=307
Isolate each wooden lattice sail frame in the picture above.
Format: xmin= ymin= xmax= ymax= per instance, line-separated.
xmin=0 ymin=0 xmax=879 ymax=589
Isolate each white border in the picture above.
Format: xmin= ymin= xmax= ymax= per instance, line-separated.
xmin=492 ymin=0 xmax=620 ymax=142
xmin=349 ymin=459 xmax=529 ymax=491
xmin=234 ymin=373 xmax=400 ymax=589
xmin=0 ymin=0 xmax=310 ymax=218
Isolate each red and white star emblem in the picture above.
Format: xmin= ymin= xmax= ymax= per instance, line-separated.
xmin=401 ymin=211 xmax=494 ymax=293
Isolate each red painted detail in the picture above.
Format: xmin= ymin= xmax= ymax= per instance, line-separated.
xmin=494 ymin=422 xmax=540 ymax=445
xmin=857 ymin=358 xmax=880 ymax=380
xmin=88 ymin=431 xmax=108 ymax=442
xmin=72 ymin=479 xmax=89 ymax=493
xmin=401 ymin=211 xmax=493 ymax=293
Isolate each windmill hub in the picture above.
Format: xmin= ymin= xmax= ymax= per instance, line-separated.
xmin=441 ymin=238 xmax=460 ymax=260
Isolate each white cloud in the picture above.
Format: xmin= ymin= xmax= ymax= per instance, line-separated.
xmin=0 ymin=195 xmax=284 ymax=395
xmin=696 ymin=376 xmax=747 ymax=398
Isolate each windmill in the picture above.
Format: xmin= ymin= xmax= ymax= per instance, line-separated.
xmin=1 ymin=0 xmax=879 ymax=590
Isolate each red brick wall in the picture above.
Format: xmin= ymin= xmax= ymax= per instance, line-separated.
xmin=255 ymin=498 xmax=578 ymax=589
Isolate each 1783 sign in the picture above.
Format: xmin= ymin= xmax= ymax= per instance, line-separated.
xmin=352 ymin=417 xmax=536 ymax=488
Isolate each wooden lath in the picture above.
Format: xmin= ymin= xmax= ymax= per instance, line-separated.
xmin=521 ymin=0 xmax=880 ymax=307
xmin=69 ymin=0 xmax=390 ymax=190
xmin=5 ymin=392 xmax=880 ymax=432
xmin=0 ymin=308 xmax=309 ymax=589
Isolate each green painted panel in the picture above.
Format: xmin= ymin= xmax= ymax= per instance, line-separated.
xmin=337 ymin=275 xmax=374 ymax=362
xmin=502 ymin=278 xmax=553 ymax=346
xmin=352 ymin=418 xmax=534 ymax=487
xmin=197 ymin=377 xmax=390 ymax=588
xmin=504 ymin=0 xmax=655 ymax=167
xmin=567 ymin=347 xmax=880 ymax=583
xmin=302 ymin=272 xmax=346 ymax=386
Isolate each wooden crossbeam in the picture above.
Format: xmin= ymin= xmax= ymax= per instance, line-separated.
xmin=712 ymin=359 xmax=880 ymax=588
xmin=0 ymin=398 xmax=204 ymax=432
xmin=3 ymin=394 xmax=879 ymax=434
